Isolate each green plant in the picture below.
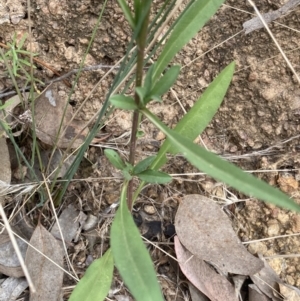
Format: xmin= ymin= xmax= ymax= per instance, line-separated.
xmin=68 ymin=0 xmax=300 ymax=300
xmin=0 ymin=33 xmax=38 ymax=81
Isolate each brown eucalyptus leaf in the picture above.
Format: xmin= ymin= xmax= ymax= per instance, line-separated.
xmin=0 ymin=277 xmax=28 ymax=300
xmin=33 ymin=83 xmax=88 ymax=148
xmin=0 ymin=232 xmax=27 ymax=277
xmin=29 ymin=149 xmax=76 ymax=181
xmin=174 ymin=236 xmax=237 ymax=301
xmin=25 ymin=224 xmax=63 ymax=301
xmin=175 ymin=194 xmax=264 ymax=275
xmin=51 ymin=204 xmax=80 ymax=249
xmin=0 ymin=137 xmax=11 ymax=185
xmin=250 ymin=254 xmax=282 ymax=300
xmin=188 ymin=282 xmax=210 ymax=301
xmin=248 ymin=284 xmax=271 ymax=301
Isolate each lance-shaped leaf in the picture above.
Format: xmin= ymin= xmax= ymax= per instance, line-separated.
xmin=109 ymin=95 xmax=138 ymax=110
xmin=133 ymin=156 xmax=156 ymax=175
xmin=104 ymin=149 xmax=126 ymax=170
xmin=153 ymin=0 xmax=225 ymax=81
xmin=111 ymin=184 xmax=164 ymax=301
xmin=134 ymin=63 xmax=235 ymax=200
xmin=142 ymin=108 xmax=300 ymax=212
xmin=137 ymin=169 xmax=171 ymax=184
xmin=69 ymin=249 xmax=114 ymax=301
xmin=145 ymin=65 xmax=180 ymax=104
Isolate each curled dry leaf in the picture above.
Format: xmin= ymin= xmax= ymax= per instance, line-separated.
xmin=25 ymin=224 xmax=64 ymax=301
xmin=33 ymin=83 xmax=88 ymax=148
xmin=174 ymin=236 xmax=237 ymax=301
xmin=0 ymin=232 xmax=27 ymax=277
xmin=175 ymin=195 xmax=264 ymax=275
xmin=0 ymin=277 xmax=28 ymax=301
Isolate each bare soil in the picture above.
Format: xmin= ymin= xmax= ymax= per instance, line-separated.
xmin=1 ymin=0 xmax=300 ymax=299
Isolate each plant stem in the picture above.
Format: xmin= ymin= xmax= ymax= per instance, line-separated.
xmin=127 ymin=9 xmax=151 ymax=210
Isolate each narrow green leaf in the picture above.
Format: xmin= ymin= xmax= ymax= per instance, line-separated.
xmin=135 ymin=87 xmax=147 ymax=105
xmin=133 ymin=62 xmax=235 ymax=202
xmin=68 ymin=249 xmax=114 ymax=301
xmin=117 ymin=0 xmax=135 ymax=29
xmin=142 ymin=108 xmax=300 ymax=212
xmin=155 ymin=62 xmax=235 ymax=169
xmin=110 ymin=95 xmax=138 ymax=110
xmin=104 ymin=149 xmax=126 ymax=170
xmin=122 ymin=163 xmax=133 ymax=181
xmin=149 ymin=65 xmax=180 ymax=97
xmin=133 ymin=156 xmax=156 ymax=174
xmin=144 ymin=64 xmax=155 ymax=92
xmin=137 ymin=169 xmax=172 ymax=184
xmin=111 ymin=184 xmax=164 ymax=301
xmin=153 ymin=0 xmax=225 ymax=81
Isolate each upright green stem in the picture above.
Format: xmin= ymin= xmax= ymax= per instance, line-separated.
xmin=127 ymin=9 xmax=151 ymax=209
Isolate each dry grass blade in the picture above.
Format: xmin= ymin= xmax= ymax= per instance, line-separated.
xmin=25 ymin=224 xmax=64 ymax=301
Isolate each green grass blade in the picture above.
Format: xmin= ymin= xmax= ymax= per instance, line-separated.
xmin=68 ymin=249 xmax=114 ymax=301
xmin=153 ymin=0 xmax=225 ymax=81
xmin=142 ymin=108 xmax=300 ymax=212
xmin=111 ymin=184 xmax=164 ymax=301
xmin=117 ymin=0 xmax=135 ymax=28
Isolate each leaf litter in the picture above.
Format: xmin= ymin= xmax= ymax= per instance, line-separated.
xmin=174 ymin=236 xmax=238 ymax=301
xmin=174 ymin=194 xmax=300 ymax=300
xmin=33 ymin=82 xmax=88 ymax=149
xmin=25 ymin=224 xmax=64 ymax=301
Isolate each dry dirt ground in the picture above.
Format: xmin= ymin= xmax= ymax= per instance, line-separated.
xmin=1 ymin=0 xmax=300 ymax=300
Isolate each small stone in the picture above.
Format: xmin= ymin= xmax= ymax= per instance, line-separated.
xmin=155 ymin=131 xmax=165 ymax=141
xmin=143 ymin=205 xmax=156 ymax=215
xmin=267 ymin=219 xmax=280 ymax=236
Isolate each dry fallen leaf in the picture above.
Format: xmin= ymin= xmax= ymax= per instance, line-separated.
xmin=29 ymin=149 xmax=76 ymax=181
xmin=175 ymin=194 xmax=264 ymax=275
xmin=33 ymin=82 xmax=88 ymax=148
xmin=248 ymin=284 xmax=270 ymax=301
xmin=0 ymin=277 xmax=28 ymax=301
xmin=174 ymin=236 xmax=237 ymax=301
xmin=250 ymin=254 xmax=282 ymax=300
xmin=51 ymin=204 xmax=80 ymax=249
xmin=0 ymin=232 xmax=27 ymax=277
xmin=25 ymin=224 xmax=64 ymax=301
xmin=0 ymin=137 xmax=11 ymax=185
xmin=188 ymin=282 xmax=209 ymax=301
